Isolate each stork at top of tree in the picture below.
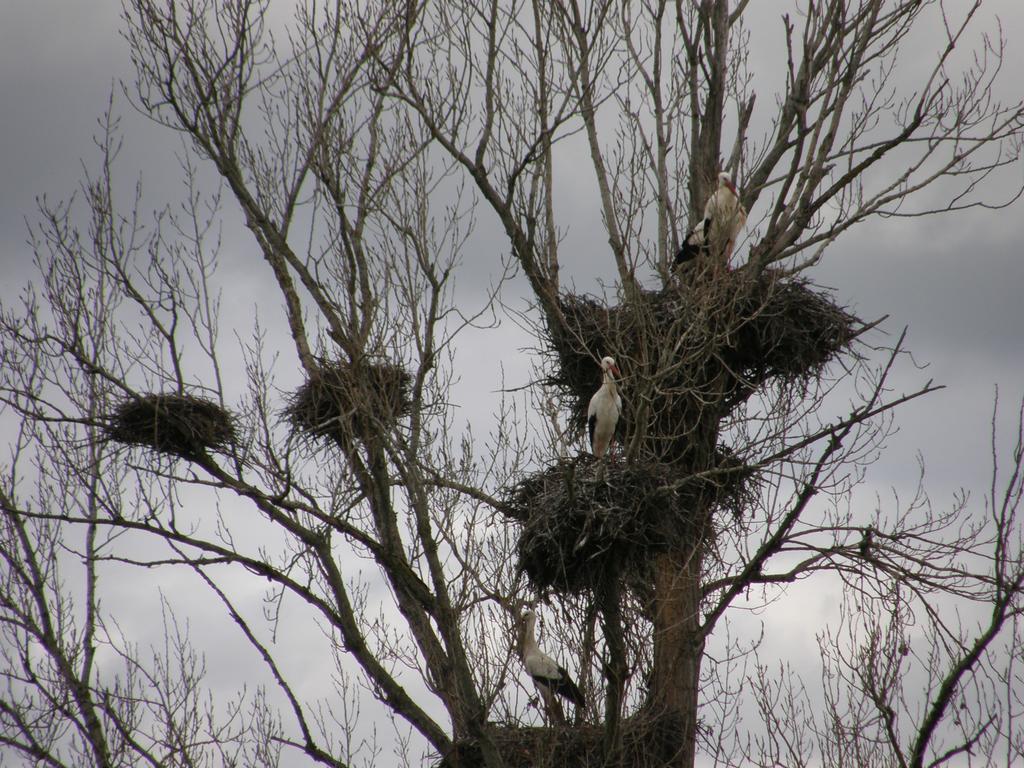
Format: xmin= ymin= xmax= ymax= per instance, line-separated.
xmin=519 ymin=609 xmax=585 ymax=722
xmin=703 ymin=171 xmax=747 ymax=265
xmin=675 ymin=171 xmax=748 ymax=267
xmin=587 ymin=356 xmax=621 ymax=458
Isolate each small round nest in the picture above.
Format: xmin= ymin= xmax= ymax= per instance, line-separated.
xmin=106 ymin=393 xmax=236 ymax=460
xmin=546 ymin=272 xmax=861 ymax=442
xmin=505 ymin=454 xmax=751 ymax=594
xmin=284 ymin=358 xmax=411 ymax=446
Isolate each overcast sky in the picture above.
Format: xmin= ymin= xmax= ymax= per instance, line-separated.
xmin=2 ymin=1 xmax=1024 ymax=765
xmin=2 ymin=0 xmax=1022 ymax=474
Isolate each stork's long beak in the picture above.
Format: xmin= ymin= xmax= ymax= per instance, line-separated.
xmin=611 ymin=364 xmax=621 ymax=378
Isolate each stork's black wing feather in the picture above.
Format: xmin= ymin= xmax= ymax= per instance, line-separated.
xmin=531 ymin=670 xmax=585 ymax=708
xmin=674 ymin=218 xmax=710 ymax=264
xmin=553 ymin=666 xmax=585 ymax=708
xmin=587 ymin=413 xmax=597 ymax=452
xmin=674 ymin=243 xmax=698 ymax=264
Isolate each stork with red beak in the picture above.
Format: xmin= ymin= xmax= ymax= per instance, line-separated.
xmin=675 ymin=171 xmax=747 ymax=266
xmin=519 ymin=609 xmax=585 ymax=722
xmin=587 ymin=356 xmax=621 ymax=458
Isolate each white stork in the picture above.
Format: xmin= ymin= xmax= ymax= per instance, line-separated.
xmin=520 ymin=609 xmax=585 ymax=720
xmin=705 ymin=171 xmax=747 ymax=263
xmin=587 ymin=356 xmax=621 ymax=458
xmin=674 ymin=171 xmax=747 ymax=266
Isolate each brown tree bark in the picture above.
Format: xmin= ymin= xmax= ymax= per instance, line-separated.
xmin=651 ymin=547 xmax=705 ymax=767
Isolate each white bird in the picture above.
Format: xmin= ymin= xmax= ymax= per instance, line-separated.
xmin=587 ymin=356 xmax=621 ymax=458
xmin=520 ymin=609 xmax=585 ymax=714
xmin=675 ymin=171 xmax=747 ymax=266
xmin=705 ymin=171 xmax=747 ymax=262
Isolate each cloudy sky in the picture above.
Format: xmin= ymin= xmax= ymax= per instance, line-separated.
xmin=2 ymin=0 xmax=1024 ymax=764
xmin=4 ymin=0 xmax=1020 ymax=456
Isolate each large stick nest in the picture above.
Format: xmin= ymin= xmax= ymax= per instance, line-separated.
xmin=106 ymin=393 xmax=236 ymax=460
xmin=284 ymin=358 xmax=411 ymax=446
xmin=546 ymin=272 xmax=861 ymax=443
xmin=438 ymin=713 xmax=689 ymax=767
xmin=727 ymin=274 xmax=861 ymax=383
xmin=506 ymin=453 xmax=753 ymax=595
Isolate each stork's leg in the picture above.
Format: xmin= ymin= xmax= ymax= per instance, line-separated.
xmin=600 ymin=442 xmax=615 ymax=485
xmin=539 ymin=685 xmax=566 ymax=725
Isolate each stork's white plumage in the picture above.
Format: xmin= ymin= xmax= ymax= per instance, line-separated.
xmin=587 ymin=356 xmax=621 ymax=458
xmin=704 ymin=171 xmax=747 ymax=263
xmin=520 ymin=610 xmax=585 ymax=710
xmin=674 ymin=171 xmax=747 ymax=266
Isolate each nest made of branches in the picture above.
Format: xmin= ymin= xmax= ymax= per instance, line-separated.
xmin=106 ymin=393 xmax=236 ymax=460
xmin=546 ymin=271 xmax=861 ymax=436
xmin=725 ymin=273 xmax=861 ymax=385
xmin=505 ymin=453 xmax=752 ymax=594
xmin=284 ymin=358 xmax=411 ymax=446
xmin=439 ymin=713 xmax=689 ymax=768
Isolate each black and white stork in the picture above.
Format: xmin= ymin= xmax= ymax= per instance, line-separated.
xmin=674 ymin=171 xmax=747 ymax=266
xmin=520 ymin=609 xmax=585 ymax=720
xmin=587 ymin=356 xmax=621 ymax=458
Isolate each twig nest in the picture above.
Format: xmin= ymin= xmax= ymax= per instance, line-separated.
xmin=724 ymin=274 xmax=860 ymax=387
xmin=506 ymin=455 xmax=711 ymax=594
xmin=438 ymin=713 xmax=688 ymax=767
xmin=106 ymin=393 xmax=236 ymax=460
xmin=439 ymin=725 xmax=602 ymax=768
xmin=545 ymin=272 xmax=861 ymax=452
xmin=284 ymin=358 xmax=411 ymax=446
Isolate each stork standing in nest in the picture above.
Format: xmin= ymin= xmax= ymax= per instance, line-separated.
xmin=587 ymin=356 xmax=621 ymax=459
xmin=519 ymin=609 xmax=585 ymax=724
xmin=675 ymin=171 xmax=747 ymax=267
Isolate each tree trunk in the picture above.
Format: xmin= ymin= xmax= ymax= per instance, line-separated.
xmin=601 ymin=576 xmax=627 ymax=763
xmin=650 ymin=546 xmax=704 ymax=767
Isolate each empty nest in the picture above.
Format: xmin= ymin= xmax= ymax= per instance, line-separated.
xmin=284 ymin=358 xmax=411 ymax=446
xmin=106 ymin=393 xmax=236 ymax=460
xmin=505 ymin=453 xmax=756 ymax=594
xmin=726 ymin=274 xmax=861 ymax=386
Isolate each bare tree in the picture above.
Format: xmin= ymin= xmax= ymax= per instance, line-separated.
xmin=1 ymin=1 xmax=1023 ymax=768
